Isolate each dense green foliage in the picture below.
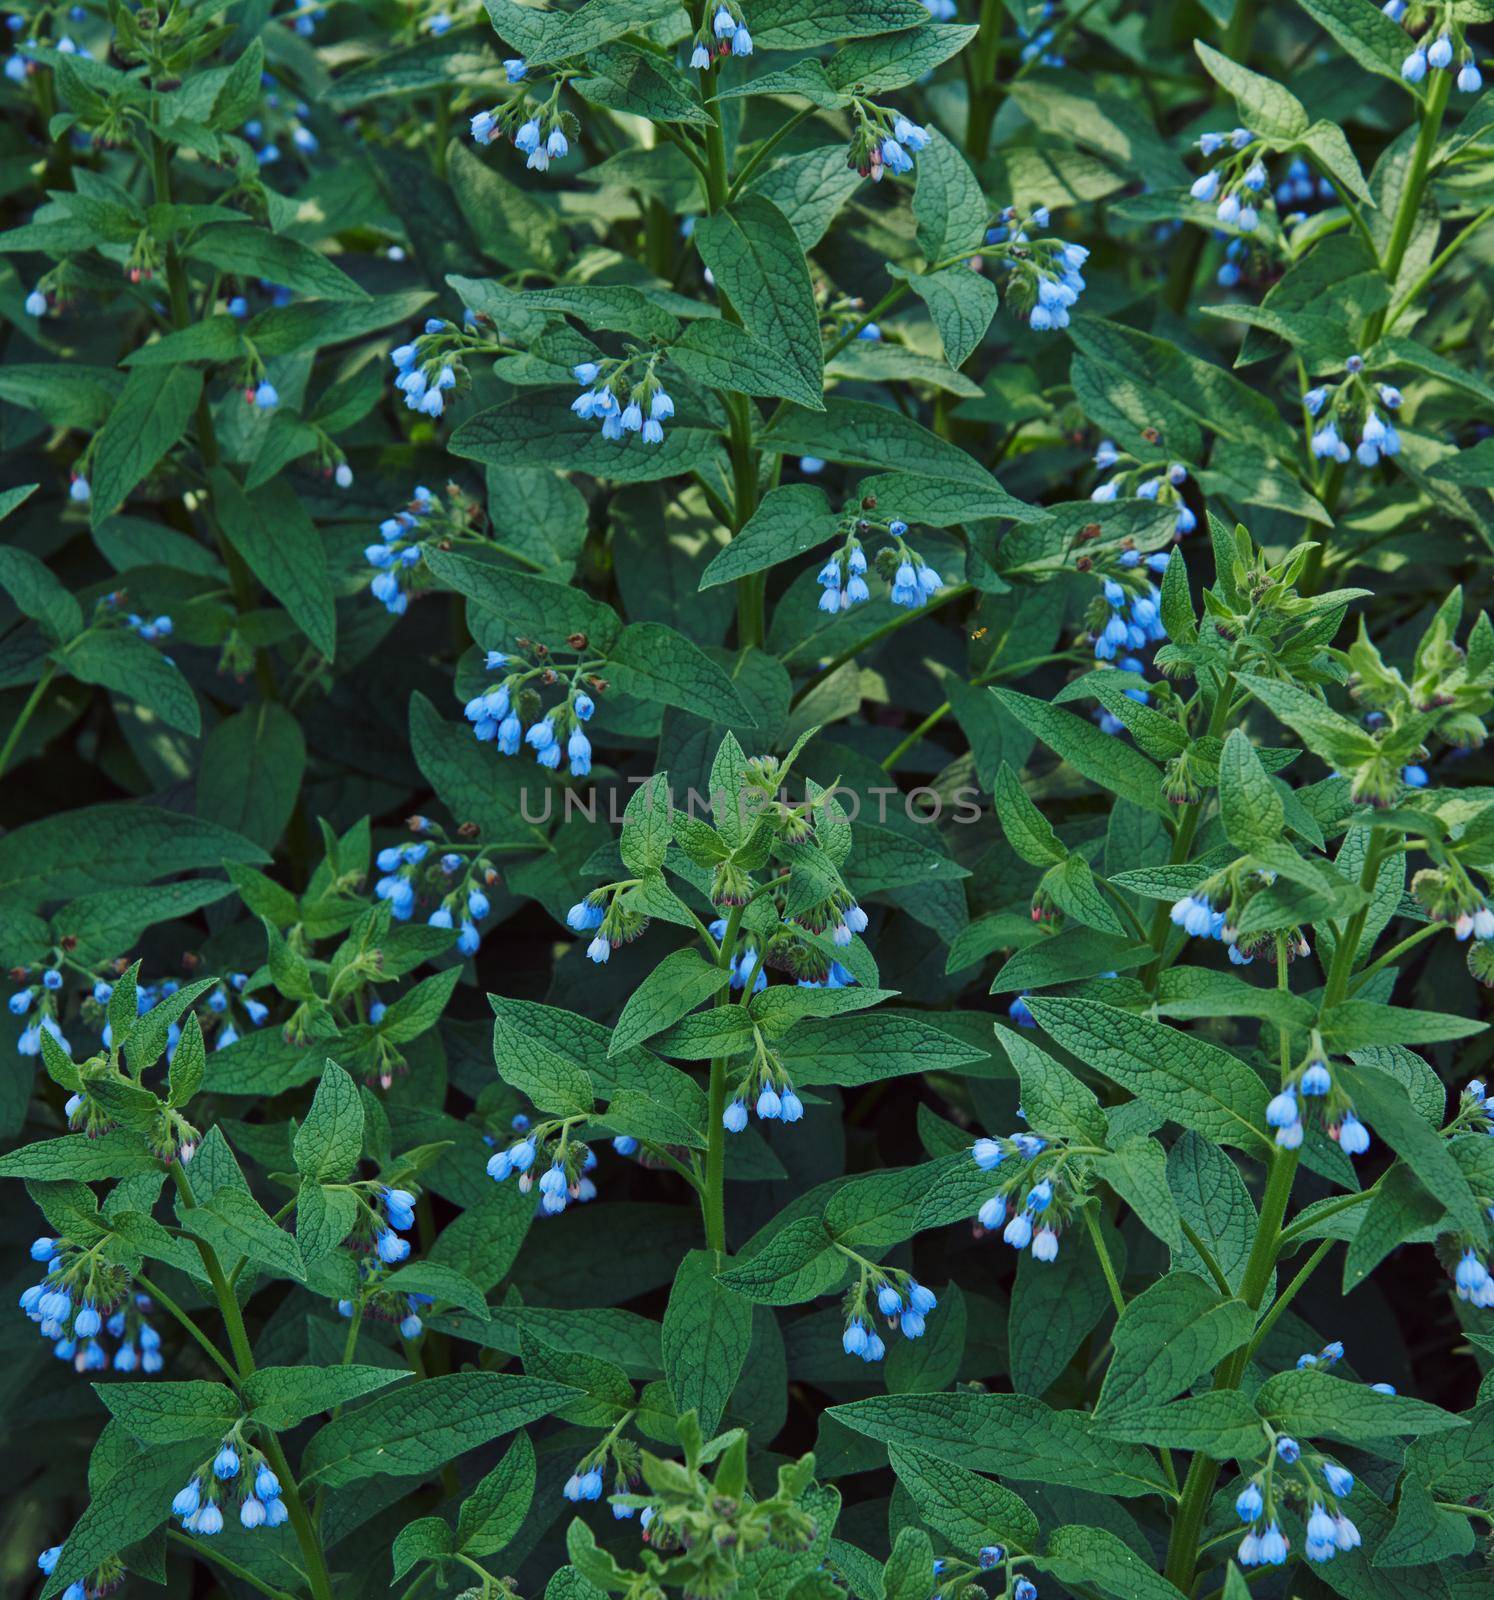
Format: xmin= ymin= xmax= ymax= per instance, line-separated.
xmin=2 ymin=3 xmax=1494 ymax=1600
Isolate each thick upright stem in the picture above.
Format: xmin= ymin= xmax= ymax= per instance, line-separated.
xmin=1164 ymin=1145 xmax=1297 ymax=1589
xmin=171 ymin=1164 xmax=337 ymax=1600
xmin=964 ymin=0 xmax=1002 ymax=161
xmin=0 ymin=663 xmax=58 ymax=779
xmin=702 ymin=903 xmax=744 ymax=1256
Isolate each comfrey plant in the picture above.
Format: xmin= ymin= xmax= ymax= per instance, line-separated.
xmin=3 ymin=3 xmax=1494 ymax=1600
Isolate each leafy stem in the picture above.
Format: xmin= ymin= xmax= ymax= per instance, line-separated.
xmin=169 ymin=1163 xmax=337 ymax=1600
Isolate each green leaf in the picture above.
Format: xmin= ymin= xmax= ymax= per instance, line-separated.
xmin=605 ymin=622 xmax=756 ymax=725
xmin=824 ymin=23 xmax=978 ymax=91
xmin=699 ymin=484 xmax=840 ymax=589
xmin=60 ymin=628 xmax=200 ymax=736
xmin=1027 ymin=997 xmax=1271 ymax=1153
xmin=993 ymin=760 xmax=1069 ymax=866
xmin=1095 ymin=1138 xmax=1183 ymax=1253
xmin=293 ymin=1060 xmax=364 ymax=1182
xmin=892 ymin=263 xmax=999 ymax=369
xmin=1167 ymin=1130 xmax=1256 ymax=1291
xmin=716 ymin=1216 xmax=841 ymax=1304
xmin=611 ymin=948 xmax=731 ymax=1057
xmin=210 ymin=470 xmax=337 ymax=661
xmin=830 ymin=1390 xmax=1171 ymax=1497
xmin=88 ymin=365 xmax=203 ymax=523
xmin=391 ymin=1517 xmax=452 ymax=1581
xmin=384 ymin=1260 xmax=492 ymax=1321
xmin=1095 ymin=1272 xmax=1253 ymax=1420
xmin=491 ymin=997 xmax=597 ymax=1116
xmin=1218 ymin=728 xmax=1285 ymax=852
xmin=450 ymin=398 xmax=726 ymax=484
xmin=1336 ymin=1060 xmax=1485 ymax=1235
xmin=1253 ymin=1368 xmax=1467 ymax=1441
xmin=0 ymin=1129 xmax=161 ymax=1181
xmin=300 ymin=1371 xmax=578 ymax=1486
xmin=423 ymin=543 xmax=621 ymax=651
xmin=1194 ymin=40 xmax=1310 ymax=139
xmin=196 ymin=702 xmax=306 ymax=849
xmin=94 ymin=1379 xmax=240 ymax=1443
xmin=890 ymin=1442 xmax=1040 ymax=1552
xmin=0 ymin=543 xmax=82 ymax=640
xmin=458 ymin=1430 xmax=536 ymax=1556
xmin=620 ymin=771 xmax=673 ymax=875
xmin=162 ymin=1016 xmax=208 ymax=1113
xmin=992 ymin=689 xmax=1168 ymax=814
xmin=242 ymin=1364 xmax=409 ymax=1429
xmin=670 ymin=316 xmax=827 ymax=410
xmin=42 ymin=1439 xmax=204 ymax=1600
xmin=379 ymin=966 xmax=461 ymax=1045
xmin=184 ymin=1187 xmax=307 ymax=1282
xmin=748 ymin=0 xmax=931 ymax=49
xmin=1292 ymin=0 xmax=1414 ymax=86
xmin=1040 ymin=1525 xmax=1191 ymax=1600
xmin=912 ymin=130 xmax=990 ymax=262
xmin=661 ymin=1249 xmax=754 ymax=1433
xmin=761 ymin=397 xmax=1004 ymax=487
xmin=997 ymin=1023 xmax=1108 ymax=1146
xmin=694 ymin=194 xmax=824 ymax=402
xmin=182 ymin=223 xmax=370 ymax=301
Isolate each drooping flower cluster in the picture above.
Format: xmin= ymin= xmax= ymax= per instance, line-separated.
xmin=206 ymin=971 xmax=270 ymax=1052
xmin=814 ymin=508 xmax=942 ymax=614
xmin=1089 ymin=572 xmax=1169 ymax=664
xmin=363 ymin=481 xmax=490 ymax=615
xmin=1264 ymin=1035 xmax=1370 ymax=1155
xmin=845 ymin=98 xmax=931 ymax=181
xmin=1305 ymin=354 xmax=1404 ymax=469
xmin=1090 ymin=450 xmax=1196 ymax=537
xmin=172 ymin=1438 xmax=288 ymax=1536
xmin=486 ymin=1118 xmax=602 ymax=1216
xmin=389 ymin=314 xmax=508 ymax=419
xmin=469 ymin=62 xmax=578 ymax=172
xmin=1394 ymin=12 xmax=1482 ymax=91
xmin=984 ymin=205 xmax=1090 ymax=330
xmin=36 ymin=1545 xmax=123 ymax=1600
xmin=970 ymin=1128 xmax=1072 ymax=1262
xmin=570 ymin=359 xmax=675 ymax=445
xmin=335 ymin=1257 xmax=435 ymax=1338
xmin=689 ymin=4 xmax=752 ymax=65
xmin=20 ymin=1236 xmax=166 ymax=1374
xmin=1169 ymin=867 xmax=1312 ymax=964
xmin=1234 ymin=1417 xmax=1361 ymax=1568
xmin=1274 ymin=154 xmax=1337 ymax=218
xmin=840 ymin=1266 xmax=940 ymax=1363
xmin=464 ymin=640 xmax=600 ymax=777
xmin=374 ymin=820 xmax=499 ymax=957
xmin=1188 ymin=127 xmax=1268 ymax=234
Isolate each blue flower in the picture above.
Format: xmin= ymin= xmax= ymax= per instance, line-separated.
xmin=1402 ymin=47 xmax=1428 ymax=81
xmin=978 ymin=1193 xmax=1007 ymax=1230
xmin=1322 ymin=1462 xmax=1354 ymax=1498
xmin=375 ymin=1229 xmax=410 ymax=1264
xmin=723 ymin=1099 xmax=748 ymax=1133
xmin=1337 ymin=1113 xmax=1370 ymax=1156
xmin=1276 ymin=1436 xmax=1300 ymax=1464
xmin=504 ymin=57 xmax=526 ymax=81
xmin=213 ymin=1444 xmax=240 ymax=1480
xmin=1236 ymin=1481 xmax=1263 ymax=1522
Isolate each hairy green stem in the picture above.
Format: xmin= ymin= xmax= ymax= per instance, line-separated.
xmin=1164 ymin=1145 xmax=1298 ymax=1589
xmin=703 ymin=903 xmax=745 ymax=1256
xmin=171 ymin=1164 xmax=337 ymax=1600
xmin=0 ymin=662 xmax=59 ymax=780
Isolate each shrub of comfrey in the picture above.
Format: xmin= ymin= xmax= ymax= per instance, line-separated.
xmin=4 ymin=2 xmax=1494 ymax=1599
